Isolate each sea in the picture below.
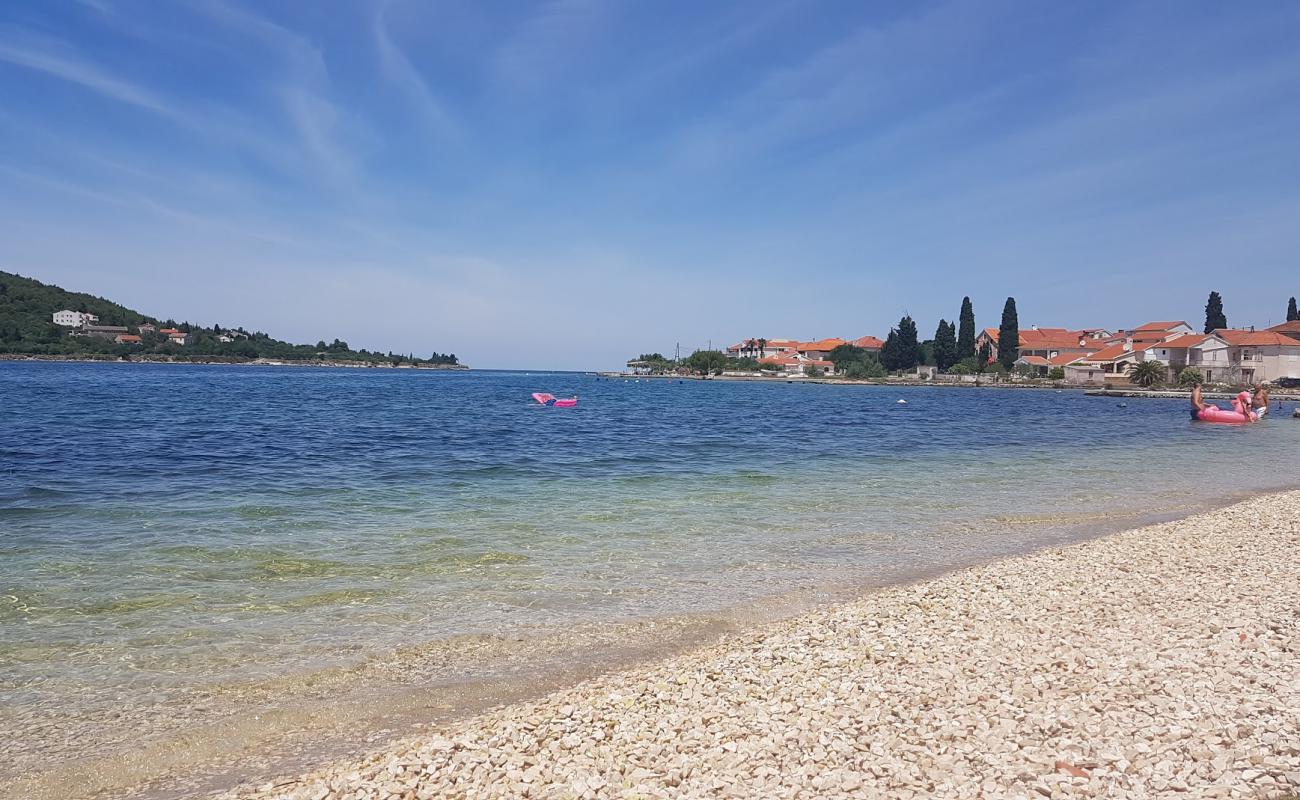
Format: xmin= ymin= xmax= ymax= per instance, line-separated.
xmin=2 ymin=362 xmax=1297 ymax=798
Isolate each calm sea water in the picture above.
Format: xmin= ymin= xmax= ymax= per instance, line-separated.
xmin=2 ymin=363 xmax=1298 ymax=789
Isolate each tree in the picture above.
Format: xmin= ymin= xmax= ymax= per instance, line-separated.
xmin=1288 ymin=297 xmax=1298 ymax=322
xmin=1204 ymin=291 xmax=1227 ymax=333
xmin=827 ymin=344 xmax=869 ymax=372
xmin=920 ymin=340 xmax=936 ymax=367
xmin=684 ymin=349 xmax=726 ymax=375
xmin=934 ymin=319 xmax=957 ymax=371
xmin=757 ymin=338 xmax=768 ymax=358
xmin=975 ymin=343 xmax=992 ymax=374
xmin=1178 ymin=367 xmax=1203 ymax=387
xmin=1128 ymin=360 xmax=1166 ymax=387
xmin=957 ymin=296 xmax=975 ymax=361
xmin=996 ymin=297 xmax=1019 ymax=370
xmin=881 ymin=315 xmax=920 ymax=371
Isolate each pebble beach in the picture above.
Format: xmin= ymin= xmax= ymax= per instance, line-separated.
xmin=219 ymin=490 xmax=1300 ymax=800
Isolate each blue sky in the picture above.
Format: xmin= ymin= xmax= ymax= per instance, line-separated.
xmin=2 ymin=1 xmax=1298 ymax=369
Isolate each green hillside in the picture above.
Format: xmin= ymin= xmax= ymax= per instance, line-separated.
xmin=0 ymin=271 xmax=459 ymax=366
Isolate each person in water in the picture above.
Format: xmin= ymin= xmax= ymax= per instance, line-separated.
xmin=1190 ymin=384 xmax=1258 ymax=422
xmin=1252 ymin=385 xmax=1270 ymax=419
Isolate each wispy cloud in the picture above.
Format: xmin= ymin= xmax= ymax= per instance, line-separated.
xmin=189 ymin=0 xmax=361 ymax=184
xmin=372 ymin=2 xmax=459 ymax=140
xmin=490 ymin=0 xmax=609 ymax=92
xmin=0 ymin=29 xmax=180 ymax=120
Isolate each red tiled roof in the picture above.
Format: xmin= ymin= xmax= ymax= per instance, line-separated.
xmin=1016 ymin=355 xmax=1050 ymax=366
xmin=1214 ymin=329 xmax=1300 ymax=346
xmin=1085 ymin=342 xmax=1148 ymax=362
xmin=116 ymin=335 xmax=142 ymax=342
xmin=1155 ymin=334 xmax=1208 ymax=349
xmin=797 ymin=338 xmax=847 ymax=352
xmin=1048 ymin=353 xmax=1084 ymax=366
xmin=852 ymin=335 xmax=885 ymax=350
xmin=1266 ymin=321 xmax=1300 ymax=335
xmin=1134 ymin=320 xmax=1189 ymax=332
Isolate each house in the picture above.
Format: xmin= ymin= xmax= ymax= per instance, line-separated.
xmin=851 ymin=335 xmax=885 ymax=353
xmin=52 ymin=310 xmax=99 ymax=327
xmin=758 ymin=353 xmax=833 ymax=376
xmin=978 ymin=326 xmax=1108 ymax=363
xmin=115 ymin=334 xmax=142 ymax=344
xmin=1198 ymin=330 xmax=1300 ymax=384
xmin=217 ymin=334 xmax=235 ymax=343
xmin=158 ymin=328 xmax=181 ymax=336
xmin=75 ymin=325 xmax=130 ymax=339
xmin=1079 ymin=341 xmax=1149 ymax=386
xmin=167 ymin=332 xmax=191 ymax=345
xmin=137 ymin=323 xmax=157 ymax=334
xmin=726 ymin=338 xmax=799 ymax=360
xmin=795 ymin=338 xmax=848 ymax=360
xmin=1142 ymin=334 xmax=1208 ymax=382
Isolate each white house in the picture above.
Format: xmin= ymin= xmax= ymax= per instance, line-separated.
xmin=52 ymin=310 xmax=99 ymax=327
xmin=1193 ymin=330 xmax=1300 ymax=384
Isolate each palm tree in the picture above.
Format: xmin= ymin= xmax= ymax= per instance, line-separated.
xmin=1128 ymin=360 xmax=1166 ymax=387
xmin=744 ymin=338 xmax=756 ymax=359
xmin=757 ymin=338 xmax=768 ymax=359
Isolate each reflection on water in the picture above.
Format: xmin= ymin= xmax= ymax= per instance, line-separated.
xmin=2 ymin=363 xmax=1298 ymax=792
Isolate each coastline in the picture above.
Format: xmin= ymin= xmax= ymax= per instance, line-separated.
xmin=195 ymin=489 xmax=1298 ymax=800
xmin=597 ymin=373 xmax=1300 ymax=400
xmin=0 ymin=354 xmax=469 ymax=370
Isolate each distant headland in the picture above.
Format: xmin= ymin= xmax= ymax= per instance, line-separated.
xmin=0 ymin=271 xmax=466 ymax=369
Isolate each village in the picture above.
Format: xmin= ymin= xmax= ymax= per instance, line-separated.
xmin=631 ymin=318 xmax=1300 ymax=388
xmin=51 ymin=309 xmax=242 ymax=346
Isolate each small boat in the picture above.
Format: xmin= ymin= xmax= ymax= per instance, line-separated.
xmin=553 ymin=397 xmax=578 ymax=408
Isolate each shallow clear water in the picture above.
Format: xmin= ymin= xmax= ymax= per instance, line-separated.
xmin=2 ymin=363 xmax=1297 ymax=780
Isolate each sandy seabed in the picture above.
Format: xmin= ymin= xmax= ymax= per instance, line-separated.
xmin=210 ymin=491 xmax=1299 ymax=799
xmin=220 ymin=489 xmax=1300 ymax=800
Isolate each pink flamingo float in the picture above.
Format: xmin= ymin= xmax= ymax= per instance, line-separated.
xmin=531 ymin=392 xmax=577 ymax=407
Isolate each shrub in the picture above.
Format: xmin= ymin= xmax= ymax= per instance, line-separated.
xmin=1048 ymin=366 xmax=1066 ymax=380
xmin=1178 ymin=367 xmax=1203 ymax=387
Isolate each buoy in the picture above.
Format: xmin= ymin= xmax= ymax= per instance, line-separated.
xmin=896 ymin=399 xmax=907 ymax=405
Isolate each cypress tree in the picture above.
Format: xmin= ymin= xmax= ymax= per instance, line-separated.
xmin=1288 ymin=296 xmax=1298 ymax=322
xmin=996 ymin=297 xmax=1019 ymax=370
xmin=934 ymin=319 xmax=957 ymax=371
xmin=1204 ymin=291 xmax=1227 ymax=333
xmin=880 ymin=329 xmax=901 ymax=371
xmin=957 ymin=296 xmax=975 ymax=360
xmin=897 ymin=315 xmax=920 ymax=370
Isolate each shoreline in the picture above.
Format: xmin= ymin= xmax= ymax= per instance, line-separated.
xmin=598 ymin=373 xmax=1300 ymax=399
xmin=211 ymin=489 xmax=1299 ymax=800
xmin=0 ymin=354 xmax=469 ymax=370
xmin=8 ymin=488 xmax=1289 ymax=800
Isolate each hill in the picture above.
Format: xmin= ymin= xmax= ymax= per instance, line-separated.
xmin=0 ymin=271 xmax=460 ymax=367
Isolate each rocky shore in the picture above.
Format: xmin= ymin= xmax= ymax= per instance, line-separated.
xmin=219 ymin=492 xmax=1300 ymax=800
